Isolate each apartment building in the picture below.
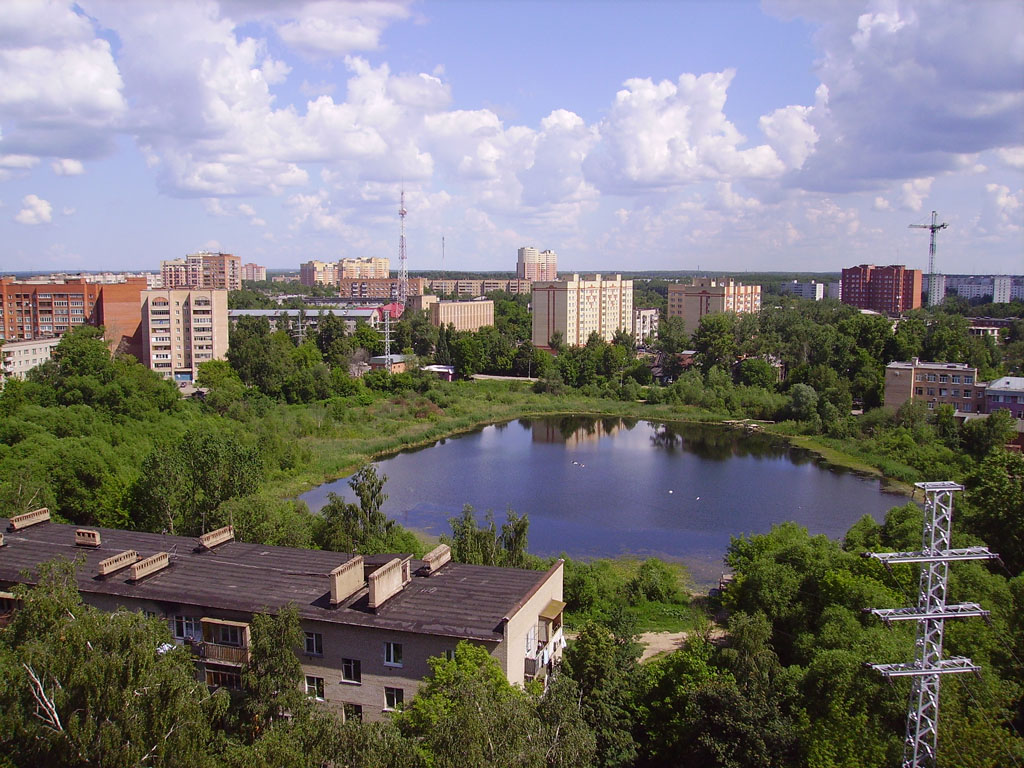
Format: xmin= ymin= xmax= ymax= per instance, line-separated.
xmin=0 ymin=337 xmax=61 ymax=383
xmin=633 ymin=308 xmax=659 ymax=344
xmin=532 ymin=274 xmax=633 ymax=348
xmin=781 ymin=280 xmax=826 ymax=301
xmin=666 ymin=277 xmax=762 ymax=332
xmin=0 ymin=516 xmax=565 ymax=721
xmin=0 ymin=276 xmax=146 ymax=355
xmin=161 ymin=252 xmax=242 ymax=291
xmin=228 ymin=308 xmax=378 ymax=336
xmin=429 ymin=299 xmax=494 ymax=332
xmin=300 ymin=261 xmax=339 ymax=287
xmin=337 ymin=278 xmax=424 ymax=301
xmin=140 ymin=289 xmax=228 ymax=381
xmin=884 ymin=358 xmax=985 ymax=413
xmin=517 ymin=247 xmax=558 ymax=282
xmin=340 ymin=258 xmax=390 ymax=280
xmin=984 ymin=377 xmax=1024 ymax=420
xmin=841 ymin=264 xmax=922 ymax=314
xmin=242 ymin=263 xmax=267 ymax=282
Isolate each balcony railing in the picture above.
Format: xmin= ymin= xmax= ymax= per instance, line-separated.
xmin=200 ymin=643 xmax=249 ymax=665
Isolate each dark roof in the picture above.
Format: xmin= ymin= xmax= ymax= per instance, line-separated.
xmin=0 ymin=519 xmax=552 ymax=642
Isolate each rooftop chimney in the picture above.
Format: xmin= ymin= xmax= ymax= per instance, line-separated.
xmin=368 ymin=556 xmax=413 ymax=610
xmin=198 ymin=525 xmax=234 ymax=550
xmin=422 ymin=544 xmax=451 ymax=575
xmin=130 ymin=552 xmax=169 ymax=581
xmin=9 ymin=507 xmax=50 ymax=531
xmin=75 ymin=529 xmax=102 ymax=548
xmin=329 ymin=556 xmax=364 ymax=606
xmin=98 ymin=550 xmax=138 ymax=576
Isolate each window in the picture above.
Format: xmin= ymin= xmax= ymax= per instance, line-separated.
xmin=962 ymin=403 xmax=972 ymax=412
xmin=305 ymin=675 xmax=325 ymax=700
xmin=206 ymin=669 xmax=242 ymax=689
xmin=384 ymin=687 xmax=404 ymax=711
xmin=384 ymin=642 xmax=403 ymax=667
xmin=173 ymin=615 xmax=202 ymax=642
xmin=215 ymin=625 xmax=241 ymax=647
xmin=443 ymin=649 xmax=456 ymax=662
xmin=342 ymin=658 xmax=361 ymax=683
xmin=927 ymin=374 xmax=936 ymax=382
xmin=965 ymin=376 xmax=974 ymax=384
xmin=939 ymin=389 xmax=948 ymax=397
xmin=927 ymin=388 xmax=935 ymax=396
xmin=304 ymin=631 xmax=323 ymax=656
xmin=952 ymin=375 xmax=961 ymax=383
xmin=939 ymin=375 xmax=949 ymax=383
xmin=952 ymin=390 xmax=960 ymax=397
xmin=343 ymin=703 xmax=363 ymax=722
xmin=915 ymin=387 xmax=923 ymax=396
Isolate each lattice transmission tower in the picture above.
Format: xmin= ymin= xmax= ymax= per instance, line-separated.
xmin=864 ymin=481 xmax=997 ymax=768
xmin=398 ymin=189 xmax=408 ymax=308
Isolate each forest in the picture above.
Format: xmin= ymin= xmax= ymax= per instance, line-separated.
xmin=0 ymin=290 xmax=1022 ymax=767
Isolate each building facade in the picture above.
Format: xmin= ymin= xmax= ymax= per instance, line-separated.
xmin=141 ymin=289 xmax=228 ymax=381
xmin=161 ymin=252 xmax=242 ymax=291
xmin=0 ymin=337 xmax=61 ymax=383
xmin=337 ymin=278 xmax=424 ymax=301
xmin=0 ymin=517 xmax=565 ymax=722
xmin=340 ymin=258 xmax=390 ymax=280
xmin=633 ymin=308 xmax=659 ymax=344
xmin=299 ymin=260 xmax=340 ymax=287
xmin=517 ymin=247 xmax=558 ymax=282
xmin=984 ymin=377 xmax=1024 ymax=420
xmin=666 ymin=277 xmax=762 ymax=332
xmin=884 ymin=358 xmax=985 ymax=413
xmin=993 ymin=276 xmax=1012 ymax=304
xmin=242 ymin=263 xmax=267 ymax=282
xmin=531 ymin=274 xmax=633 ymax=348
xmin=840 ymin=264 xmax=922 ymax=314
xmin=782 ymin=281 xmax=826 ymax=301
xmin=429 ymin=299 xmax=495 ymax=332
xmin=228 ymin=308 xmax=378 ymax=337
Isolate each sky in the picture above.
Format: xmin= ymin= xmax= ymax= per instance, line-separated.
xmin=0 ymin=0 xmax=1022 ymax=275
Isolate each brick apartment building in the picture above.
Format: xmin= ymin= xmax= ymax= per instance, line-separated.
xmin=242 ymin=263 xmax=267 ymax=282
xmin=337 ymin=277 xmax=424 ymax=301
xmin=161 ymin=252 xmax=242 ymax=291
xmin=841 ymin=264 xmax=922 ymax=314
xmin=0 ymin=515 xmax=565 ymax=722
xmin=0 ymin=276 xmax=146 ymax=357
xmin=884 ymin=358 xmax=985 ymax=413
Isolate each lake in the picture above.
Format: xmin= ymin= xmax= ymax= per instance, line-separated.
xmin=300 ymin=417 xmax=906 ymax=584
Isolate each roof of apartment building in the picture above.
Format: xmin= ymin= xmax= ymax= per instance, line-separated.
xmin=0 ymin=518 xmax=553 ymax=643
xmin=227 ymin=308 xmax=377 ymax=319
xmin=886 ymin=358 xmax=976 ymax=371
xmin=986 ymin=376 xmax=1024 ymax=393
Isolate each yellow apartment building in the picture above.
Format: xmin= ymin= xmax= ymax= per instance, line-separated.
xmin=667 ymin=277 xmax=761 ymax=332
xmin=429 ymin=298 xmax=495 ymax=331
xmin=140 ymin=288 xmax=228 ymax=381
xmin=531 ymin=274 xmax=633 ymax=348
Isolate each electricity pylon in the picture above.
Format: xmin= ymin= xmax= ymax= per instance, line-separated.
xmin=864 ymin=481 xmax=997 ymax=768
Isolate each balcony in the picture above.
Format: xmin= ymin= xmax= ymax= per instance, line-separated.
xmin=200 ymin=642 xmax=250 ymax=666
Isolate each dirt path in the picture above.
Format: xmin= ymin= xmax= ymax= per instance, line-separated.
xmin=638 ymin=628 xmax=727 ymax=662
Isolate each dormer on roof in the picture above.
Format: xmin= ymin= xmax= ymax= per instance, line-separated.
xmin=329 ymin=556 xmax=364 ymax=606
xmin=8 ymin=508 xmax=49 ymax=531
xmin=368 ymin=556 xmax=413 ymax=610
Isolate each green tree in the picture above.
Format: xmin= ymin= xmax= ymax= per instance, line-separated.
xmin=692 ymin=313 xmax=738 ymax=372
xmin=736 ymin=358 xmax=776 ymax=389
xmin=243 ymin=605 xmax=308 ymax=739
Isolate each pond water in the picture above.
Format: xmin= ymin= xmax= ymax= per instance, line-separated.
xmin=300 ymin=417 xmax=906 ymax=584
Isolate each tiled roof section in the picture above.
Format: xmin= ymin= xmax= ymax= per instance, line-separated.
xmin=0 ymin=519 xmax=552 ymax=642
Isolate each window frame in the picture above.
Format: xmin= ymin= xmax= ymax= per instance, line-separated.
xmin=384 ymin=641 xmax=403 ymax=668
xmin=305 ymin=675 xmax=326 ymax=701
xmin=384 ymin=686 xmax=404 ymax=711
xmin=304 ymin=631 xmax=323 ymax=657
xmin=341 ymin=658 xmax=362 ymax=684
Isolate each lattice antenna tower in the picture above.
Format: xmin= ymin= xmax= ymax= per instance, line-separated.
xmin=398 ymin=188 xmax=408 ymax=307
xmin=864 ymin=481 xmax=997 ymax=768
xmin=910 ymin=211 xmax=948 ymax=307
xmin=383 ymin=310 xmax=392 ymax=372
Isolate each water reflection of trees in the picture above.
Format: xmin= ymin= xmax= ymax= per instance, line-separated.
xmin=649 ymin=422 xmax=788 ymax=461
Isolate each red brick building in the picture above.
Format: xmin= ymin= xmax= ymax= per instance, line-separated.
xmin=841 ymin=264 xmax=922 ymax=314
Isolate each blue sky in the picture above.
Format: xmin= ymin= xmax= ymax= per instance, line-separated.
xmin=1 ymin=0 xmax=1022 ymax=274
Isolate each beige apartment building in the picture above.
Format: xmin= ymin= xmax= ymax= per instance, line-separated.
xmin=884 ymin=358 xmax=986 ymax=413
xmin=667 ymin=277 xmax=761 ymax=332
xmin=633 ymin=308 xmax=659 ymax=345
xmin=242 ymin=263 xmax=267 ymax=282
xmin=0 ymin=337 xmax=61 ymax=383
xmin=517 ymin=247 xmax=558 ymax=282
xmin=0 ymin=516 xmax=565 ymax=722
xmin=429 ymin=299 xmax=495 ymax=332
xmin=161 ymin=252 xmax=241 ymax=291
xmin=340 ymin=257 xmax=390 ymax=280
xmin=532 ymin=274 xmax=633 ymax=348
xmin=141 ymin=289 xmax=228 ymax=381
xmin=300 ymin=260 xmax=340 ymax=287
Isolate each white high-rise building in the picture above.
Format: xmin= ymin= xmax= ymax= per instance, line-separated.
xmin=993 ymin=276 xmax=1012 ymax=304
xmin=531 ymin=274 xmax=633 ymax=348
xmin=517 ymin=247 xmax=558 ymax=282
xmin=927 ymin=274 xmax=946 ymax=306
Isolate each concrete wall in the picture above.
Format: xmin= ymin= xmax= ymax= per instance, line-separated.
xmin=498 ymin=560 xmax=564 ymax=686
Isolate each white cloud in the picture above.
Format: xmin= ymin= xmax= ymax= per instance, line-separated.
xmin=984 ymin=183 xmax=1022 ymax=232
xmin=873 ymin=196 xmax=891 ymax=211
xmin=759 ymin=105 xmax=818 ymax=169
xmin=274 ymin=1 xmax=411 ymax=56
xmin=15 ymin=194 xmax=52 ymax=224
xmin=62 ymin=206 xmax=75 ymax=215
xmin=900 ymin=177 xmax=933 ymax=212
xmin=584 ymin=70 xmax=786 ymax=192
xmin=52 ymin=157 xmax=84 ymax=175
xmin=996 ymin=147 xmax=1024 ymax=170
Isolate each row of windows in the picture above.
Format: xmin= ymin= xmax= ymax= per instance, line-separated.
xmin=916 ymin=373 xmax=974 ymax=384
xmin=304 ymin=676 xmax=402 ymax=712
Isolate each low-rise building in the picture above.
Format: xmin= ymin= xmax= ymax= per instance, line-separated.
xmin=984 ymin=377 xmax=1024 ymax=420
xmin=338 ymin=278 xmax=424 ymax=301
xmin=0 ymin=516 xmax=565 ymax=721
xmin=0 ymin=337 xmax=61 ymax=383
xmin=227 ymin=308 xmax=379 ymax=337
xmin=429 ymin=299 xmax=494 ymax=332
xmin=884 ymin=358 xmax=985 ymax=413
